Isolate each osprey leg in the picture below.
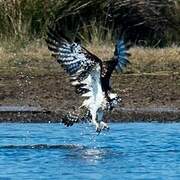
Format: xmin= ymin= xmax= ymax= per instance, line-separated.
xmin=90 ymin=109 xmax=109 ymax=133
xmin=97 ymin=110 xmax=109 ymax=131
xmin=90 ymin=111 xmax=101 ymax=132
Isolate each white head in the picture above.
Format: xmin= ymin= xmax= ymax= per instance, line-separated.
xmin=109 ymin=93 xmax=118 ymax=99
xmin=108 ymin=93 xmax=121 ymax=110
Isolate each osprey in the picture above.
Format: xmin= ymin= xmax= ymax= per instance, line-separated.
xmin=46 ymin=25 xmax=130 ymax=132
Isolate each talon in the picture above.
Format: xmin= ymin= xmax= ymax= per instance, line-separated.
xmin=104 ymin=126 xmax=110 ymax=131
xmin=96 ymin=127 xmax=101 ymax=134
xmin=102 ymin=125 xmax=110 ymax=131
xmin=96 ymin=124 xmax=101 ymax=134
xmin=100 ymin=122 xmax=109 ymax=131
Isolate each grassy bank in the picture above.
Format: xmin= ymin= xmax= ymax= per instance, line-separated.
xmin=0 ymin=40 xmax=179 ymax=76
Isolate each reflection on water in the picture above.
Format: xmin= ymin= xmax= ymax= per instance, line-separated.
xmin=0 ymin=143 xmax=122 ymax=163
xmin=0 ymin=123 xmax=180 ymax=179
xmin=0 ymin=143 xmax=122 ymax=166
xmin=0 ymin=144 xmax=86 ymax=150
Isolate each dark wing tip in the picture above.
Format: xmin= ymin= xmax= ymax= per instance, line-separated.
xmin=46 ymin=23 xmax=72 ymax=46
xmin=114 ymin=39 xmax=131 ymax=72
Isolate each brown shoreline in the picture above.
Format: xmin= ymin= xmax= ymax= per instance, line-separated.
xmin=0 ymin=73 xmax=179 ymax=123
xmin=0 ymin=107 xmax=179 ymax=123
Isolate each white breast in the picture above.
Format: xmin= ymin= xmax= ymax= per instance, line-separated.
xmin=81 ymin=64 xmax=105 ymax=116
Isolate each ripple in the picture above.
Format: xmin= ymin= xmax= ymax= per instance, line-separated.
xmin=0 ymin=144 xmax=86 ymax=150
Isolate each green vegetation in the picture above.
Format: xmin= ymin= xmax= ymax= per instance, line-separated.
xmin=0 ymin=0 xmax=179 ymax=46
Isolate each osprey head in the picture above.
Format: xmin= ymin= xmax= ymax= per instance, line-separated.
xmin=107 ymin=93 xmax=121 ymax=111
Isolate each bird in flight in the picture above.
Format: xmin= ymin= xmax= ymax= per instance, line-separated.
xmin=46 ymin=25 xmax=130 ymax=133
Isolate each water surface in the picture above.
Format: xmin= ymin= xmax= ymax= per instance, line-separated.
xmin=0 ymin=123 xmax=180 ymax=179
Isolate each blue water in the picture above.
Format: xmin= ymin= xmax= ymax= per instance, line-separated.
xmin=0 ymin=123 xmax=180 ymax=180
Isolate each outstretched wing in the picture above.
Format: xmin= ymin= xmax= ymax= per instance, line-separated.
xmin=101 ymin=40 xmax=130 ymax=91
xmin=46 ymin=26 xmax=104 ymax=110
xmin=114 ymin=40 xmax=130 ymax=72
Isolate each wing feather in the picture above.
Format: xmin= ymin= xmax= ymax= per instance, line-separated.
xmin=46 ymin=25 xmax=103 ymax=107
xmin=114 ymin=40 xmax=130 ymax=72
xmin=101 ymin=39 xmax=131 ymax=92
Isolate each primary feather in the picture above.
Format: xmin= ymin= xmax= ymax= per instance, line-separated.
xmin=115 ymin=40 xmax=130 ymax=72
